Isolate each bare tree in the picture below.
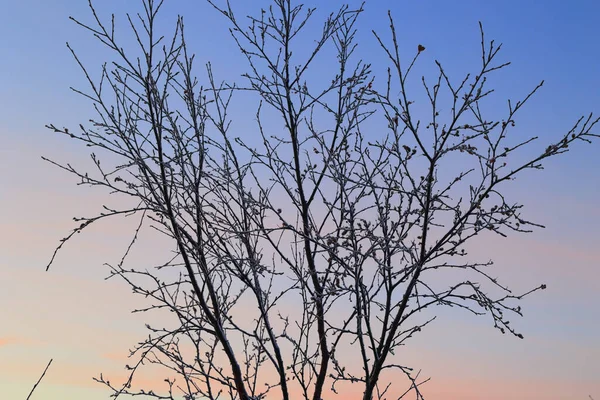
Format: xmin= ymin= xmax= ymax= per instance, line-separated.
xmin=45 ymin=0 xmax=598 ymax=399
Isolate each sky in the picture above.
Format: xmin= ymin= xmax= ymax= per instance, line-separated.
xmin=1 ymin=0 xmax=599 ymax=399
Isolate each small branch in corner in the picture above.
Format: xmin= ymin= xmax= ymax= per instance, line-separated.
xmin=26 ymin=359 xmax=53 ymax=400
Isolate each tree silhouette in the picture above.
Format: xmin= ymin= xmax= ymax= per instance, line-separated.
xmin=46 ymin=1 xmax=598 ymax=399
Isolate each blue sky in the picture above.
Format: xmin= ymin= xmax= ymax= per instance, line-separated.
xmin=1 ymin=1 xmax=599 ymax=399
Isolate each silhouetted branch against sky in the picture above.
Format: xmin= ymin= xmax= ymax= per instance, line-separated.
xmin=26 ymin=359 xmax=53 ymax=400
xmin=44 ymin=0 xmax=598 ymax=399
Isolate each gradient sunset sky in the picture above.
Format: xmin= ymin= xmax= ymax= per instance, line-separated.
xmin=1 ymin=0 xmax=599 ymax=399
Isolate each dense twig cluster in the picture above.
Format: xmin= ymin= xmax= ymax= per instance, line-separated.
xmin=46 ymin=1 xmax=598 ymax=399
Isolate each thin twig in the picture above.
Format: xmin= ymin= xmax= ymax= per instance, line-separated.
xmin=26 ymin=359 xmax=53 ymax=400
